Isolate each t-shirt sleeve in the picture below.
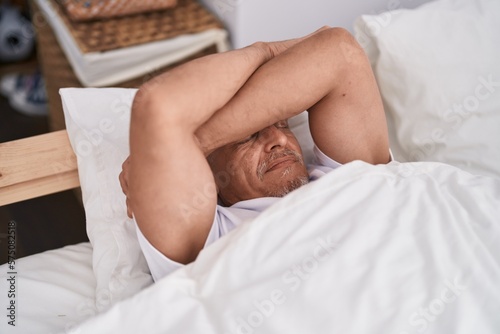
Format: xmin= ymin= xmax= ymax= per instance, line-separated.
xmin=134 ymin=214 xmax=220 ymax=282
xmin=312 ymin=144 xmax=343 ymax=169
xmin=134 ymin=204 xmax=247 ymax=282
xmin=308 ymin=144 xmax=394 ymax=179
xmin=313 ymin=144 xmax=394 ymax=167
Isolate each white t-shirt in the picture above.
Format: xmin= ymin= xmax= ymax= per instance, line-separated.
xmin=135 ymin=145 xmax=372 ymax=281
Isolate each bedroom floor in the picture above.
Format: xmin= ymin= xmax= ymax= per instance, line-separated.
xmin=0 ymin=57 xmax=88 ymax=265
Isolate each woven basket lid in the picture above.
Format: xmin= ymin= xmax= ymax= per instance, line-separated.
xmin=50 ymin=0 xmax=224 ymax=53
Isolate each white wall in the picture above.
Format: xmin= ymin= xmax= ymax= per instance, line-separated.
xmin=199 ymin=0 xmax=435 ymax=48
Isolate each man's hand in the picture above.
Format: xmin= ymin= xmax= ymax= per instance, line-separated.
xmin=119 ymin=157 xmax=133 ymax=219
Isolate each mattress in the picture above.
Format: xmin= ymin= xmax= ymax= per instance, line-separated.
xmin=34 ymin=0 xmax=230 ymax=87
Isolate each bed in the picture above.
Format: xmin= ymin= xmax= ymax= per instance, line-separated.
xmin=1 ymin=0 xmax=500 ymax=333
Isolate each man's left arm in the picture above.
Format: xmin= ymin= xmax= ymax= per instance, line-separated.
xmin=196 ymin=28 xmax=390 ymax=164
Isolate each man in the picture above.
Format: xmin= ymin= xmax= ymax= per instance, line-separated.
xmin=119 ymin=26 xmax=391 ymax=281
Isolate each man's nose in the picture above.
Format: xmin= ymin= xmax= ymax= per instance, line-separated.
xmin=260 ymin=125 xmax=288 ymax=152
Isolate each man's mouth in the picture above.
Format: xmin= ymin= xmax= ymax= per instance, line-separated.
xmin=266 ymin=156 xmax=297 ymax=172
xmin=257 ymin=150 xmax=303 ymax=180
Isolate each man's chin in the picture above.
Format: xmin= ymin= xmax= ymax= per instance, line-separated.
xmin=263 ymin=173 xmax=309 ymax=198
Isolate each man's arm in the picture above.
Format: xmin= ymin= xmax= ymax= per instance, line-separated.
xmin=128 ymin=44 xmax=273 ymax=265
xmin=197 ymin=27 xmax=390 ymax=164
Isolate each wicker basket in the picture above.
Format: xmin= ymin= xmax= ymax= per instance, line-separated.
xmin=31 ymin=0 xmax=222 ymax=131
xmin=53 ymin=0 xmax=223 ymax=53
xmin=56 ymin=0 xmax=178 ymax=22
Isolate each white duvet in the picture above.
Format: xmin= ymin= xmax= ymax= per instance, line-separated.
xmin=70 ymin=161 xmax=500 ymax=334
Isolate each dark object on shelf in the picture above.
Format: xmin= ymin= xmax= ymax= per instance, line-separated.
xmin=0 ymin=3 xmax=35 ymax=63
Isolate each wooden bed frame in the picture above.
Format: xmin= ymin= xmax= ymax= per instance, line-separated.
xmin=0 ymin=130 xmax=79 ymax=206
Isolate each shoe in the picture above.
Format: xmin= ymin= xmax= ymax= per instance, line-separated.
xmin=0 ymin=72 xmax=48 ymax=116
xmin=0 ymin=72 xmax=31 ymax=97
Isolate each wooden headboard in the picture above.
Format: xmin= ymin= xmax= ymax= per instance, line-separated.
xmin=0 ymin=130 xmax=79 ymax=206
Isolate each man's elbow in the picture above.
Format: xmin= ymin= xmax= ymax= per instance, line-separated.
xmin=131 ymin=82 xmax=163 ymax=119
xmin=130 ymin=81 xmax=191 ymax=134
xmin=321 ymin=27 xmax=358 ymax=46
xmin=319 ymin=27 xmax=367 ymax=65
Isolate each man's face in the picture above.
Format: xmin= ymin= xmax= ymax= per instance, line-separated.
xmin=208 ymin=120 xmax=309 ymax=206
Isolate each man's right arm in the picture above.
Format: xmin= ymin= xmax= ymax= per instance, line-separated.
xmin=128 ymin=44 xmax=272 ymax=265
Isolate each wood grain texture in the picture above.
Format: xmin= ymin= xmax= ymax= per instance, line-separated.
xmin=0 ymin=130 xmax=79 ymax=205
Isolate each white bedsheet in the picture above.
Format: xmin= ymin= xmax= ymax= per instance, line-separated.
xmin=0 ymin=243 xmax=95 ymax=334
xmin=71 ymin=161 xmax=500 ymax=334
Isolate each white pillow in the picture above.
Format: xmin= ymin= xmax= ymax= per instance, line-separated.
xmin=60 ymin=87 xmax=313 ymax=311
xmin=354 ymin=0 xmax=500 ymax=179
xmin=61 ymin=88 xmax=152 ymax=312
